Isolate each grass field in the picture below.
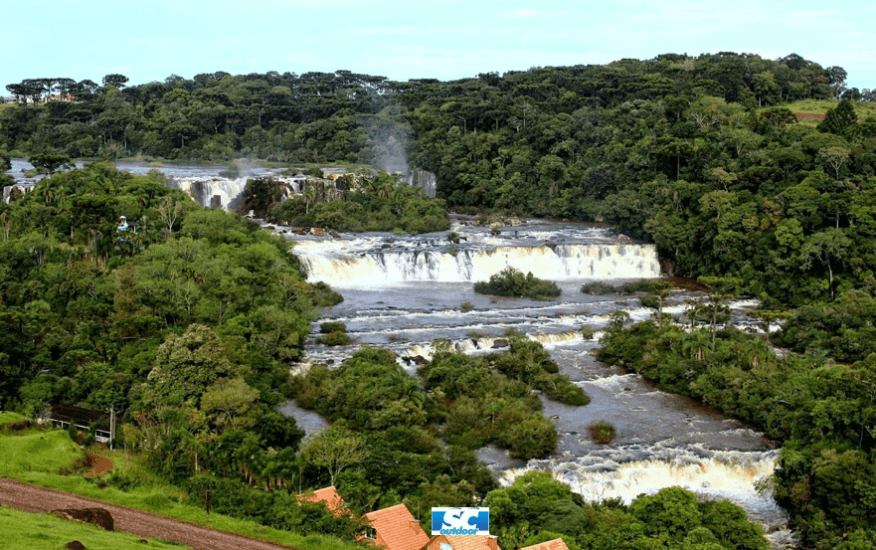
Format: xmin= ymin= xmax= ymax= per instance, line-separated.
xmin=0 ymin=422 xmax=360 ymax=550
xmin=0 ymin=504 xmax=193 ymax=550
xmin=770 ymin=99 xmax=876 ymax=127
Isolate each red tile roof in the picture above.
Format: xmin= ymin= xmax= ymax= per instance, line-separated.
xmin=519 ymin=538 xmax=571 ymax=550
xmin=422 ymin=534 xmax=502 ymax=550
xmin=299 ymin=486 xmax=347 ymax=517
xmin=364 ymin=503 xmax=430 ymax=550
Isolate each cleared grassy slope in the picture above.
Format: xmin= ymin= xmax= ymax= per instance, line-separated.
xmin=0 ymin=424 xmax=360 ymax=550
xmin=0 ymin=504 xmax=193 ymax=550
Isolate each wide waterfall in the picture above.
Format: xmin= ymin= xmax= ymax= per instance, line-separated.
xmin=294 ymin=223 xmax=660 ymax=286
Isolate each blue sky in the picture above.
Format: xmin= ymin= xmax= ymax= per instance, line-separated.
xmin=3 ymin=0 xmax=874 ymax=90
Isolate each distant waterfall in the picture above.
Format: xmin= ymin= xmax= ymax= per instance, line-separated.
xmin=296 ymin=239 xmax=660 ymax=286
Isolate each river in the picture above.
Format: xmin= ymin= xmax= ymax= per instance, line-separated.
xmin=284 ymin=216 xmax=795 ymax=549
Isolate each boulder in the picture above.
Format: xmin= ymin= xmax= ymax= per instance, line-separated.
xmin=51 ymin=508 xmax=114 ymax=531
xmin=491 ymin=339 xmax=509 ymax=349
xmin=65 ymin=542 xmax=86 ymax=550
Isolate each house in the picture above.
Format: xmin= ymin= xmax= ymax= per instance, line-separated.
xmin=41 ymin=404 xmax=112 ymax=443
xmin=298 ymin=486 xmax=350 ymax=517
xmin=420 ymin=533 xmax=501 ymax=550
xmin=519 ymin=538 xmax=571 ymax=550
xmin=363 ymin=503 xmax=430 ymax=550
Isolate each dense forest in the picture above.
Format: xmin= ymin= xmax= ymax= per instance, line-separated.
xmin=4 ymin=51 xmax=876 ymax=548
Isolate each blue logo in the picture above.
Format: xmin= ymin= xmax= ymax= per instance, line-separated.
xmin=431 ymin=507 xmax=489 ymax=536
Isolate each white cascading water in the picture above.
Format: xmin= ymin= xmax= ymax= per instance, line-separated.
xmin=294 ymin=226 xmax=661 ymax=286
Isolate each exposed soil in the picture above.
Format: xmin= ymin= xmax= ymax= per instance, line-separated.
xmin=0 ymin=479 xmax=300 ymax=550
xmin=85 ymin=453 xmax=115 ymax=476
xmin=795 ymin=112 xmax=826 ymax=120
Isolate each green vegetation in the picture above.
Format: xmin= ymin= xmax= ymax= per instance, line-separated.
xmin=0 ymin=505 xmax=194 ymax=550
xmin=0 ymin=426 xmax=363 ymax=550
xmin=485 ymin=472 xmax=767 ymax=550
xmin=267 ymin=172 xmax=449 ymax=234
xmin=598 ymin=315 xmax=876 ymax=548
xmin=580 ymin=281 xmax=617 ymax=295
xmin=317 ymin=321 xmax=351 ymax=346
xmin=474 ymin=267 xmax=561 ymax=300
xmin=288 ymin=339 xmax=587 ymax=523
xmin=0 ymin=162 xmax=375 ymax=543
xmin=4 ymin=55 xmax=876 ymax=548
xmin=0 ymin=428 xmax=83 ymax=475
xmin=588 ymin=421 xmax=616 ymax=444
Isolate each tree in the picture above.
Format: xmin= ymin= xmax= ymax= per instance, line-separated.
xmin=697 ymin=276 xmax=740 ymax=348
xmin=157 ymin=194 xmax=185 ymax=237
xmin=146 ymin=324 xmax=236 ymax=406
xmin=802 ymin=229 xmax=851 ymax=299
xmin=818 ymin=147 xmax=851 ymax=179
xmin=826 ymin=66 xmax=848 ymax=99
xmin=818 ymin=100 xmax=858 ymax=140
xmin=28 ymin=153 xmax=73 ymax=176
xmin=302 ymin=423 xmax=368 ymax=486
xmin=647 ymin=280 xmax=674 ymax=327
xmin=200 ymin=377 xmax=259 ymax=430
xmin=102 ymin=74 xmax=129 ymax=89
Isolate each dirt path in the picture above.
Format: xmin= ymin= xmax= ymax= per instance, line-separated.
xmin=0 ymin=479 xmax=300 ymax=550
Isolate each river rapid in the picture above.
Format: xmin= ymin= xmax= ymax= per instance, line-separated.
xmin=283 ymin=216 xmax=796 ymax=549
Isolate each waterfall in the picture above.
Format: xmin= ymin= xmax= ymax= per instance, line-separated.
xmin=297 ymin=241 xmax=660 ymax=286
xmin=168 ymin=175 xmax=303 ymax=210
xmin=2 ymin=183 xmax=35 ymax=204
xmin=406 ymin=169 xmax=437 ymax=198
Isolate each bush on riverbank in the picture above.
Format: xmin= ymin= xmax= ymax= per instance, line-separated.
xmin=474 ymin=267 xmax=561 ymax=300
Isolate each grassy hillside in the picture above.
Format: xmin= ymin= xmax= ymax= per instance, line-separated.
xmin=0 ymin=425 xmax=361 ymax=550
xmin=775 ymin=98 xmax=876 ymax=126
xmin=0 ymin=505 xmax=193 ymax=550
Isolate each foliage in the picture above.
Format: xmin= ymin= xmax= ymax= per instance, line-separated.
xmin=0 ymin=430 xmax=362 ymax=550
xmin=598 ymin=313 xmax=876 ymax=547
xmin=580 ymin=281 xmax=617 ymax=295
xmin=588 ymin=421 xmax=616 ymax=444
xmin=485 ymin=472 xmax=767 ymax=550
xmin=268 ymin=173 xmax=449 ymax=234
xmin=474 ymin=267 xmax=561 ymax=300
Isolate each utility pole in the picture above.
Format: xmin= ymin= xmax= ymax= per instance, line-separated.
xmin=109 ymin=405 xmax=115 ymax=450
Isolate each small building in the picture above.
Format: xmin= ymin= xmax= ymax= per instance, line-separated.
xmin=421 ymin=534 xmax=501 ymax=550
xmin=41 ymin=404 xmax=112 ymax=443
xmin=519 ymin=538 xmax=571 ymax=550
xmin=363 ymin=503 xmax=430 ymax=550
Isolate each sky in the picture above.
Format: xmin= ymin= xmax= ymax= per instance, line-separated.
xmin=3 ymin=0 xmax=875 ymax=91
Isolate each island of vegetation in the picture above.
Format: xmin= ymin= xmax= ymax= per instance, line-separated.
xmin=474 ymin=267 xmax=562 ymax=300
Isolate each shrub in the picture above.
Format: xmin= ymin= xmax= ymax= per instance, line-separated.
xmin=461 ymin=301 xmax=474 ymax=312
xmin=579 ymin=326 xmax=595 ymax=339
xmin=589 ymin=420 xmax=616 ymax=444
xmin=620 ymin=280 xmax=653 ymax=294
xmin=510 ymin=415 xmax=558 ymax=459
xmin=317 ymin=331 xmax=351 ymax=346
xmin=537 ymin=376 xmax=591 ymax=406
xmin=474 ymin=267 xmax=561 ymax=300
xmin=581 ymin=281 xmax=617 ymax=295
xmin=320 ymin=321 xmax=347 ymax=334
